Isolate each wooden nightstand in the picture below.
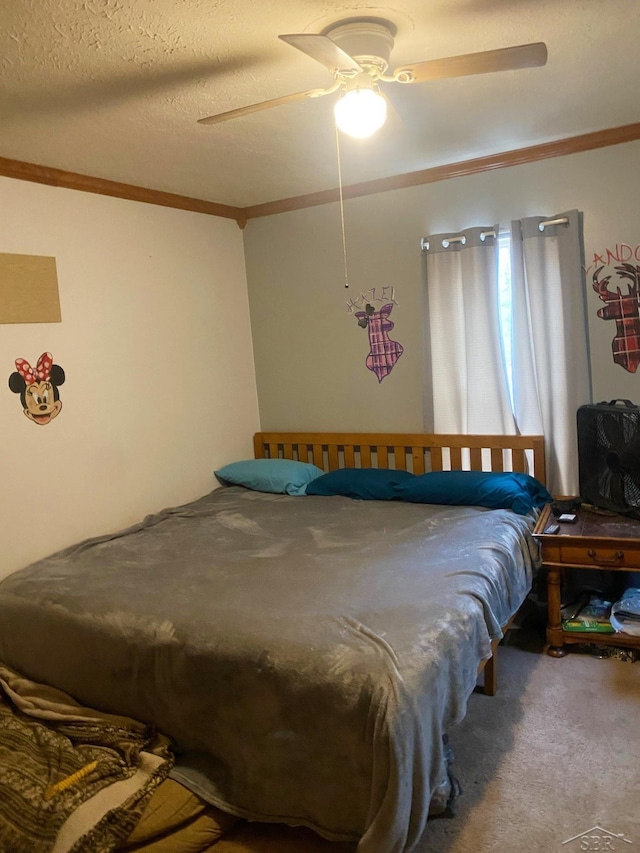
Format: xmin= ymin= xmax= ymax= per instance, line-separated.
xmin=533 ymin=503 xmax=640 ymax=657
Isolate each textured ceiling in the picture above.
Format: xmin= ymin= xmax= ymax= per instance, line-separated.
xmin=1 ymin=0 xmax=639 ymax=208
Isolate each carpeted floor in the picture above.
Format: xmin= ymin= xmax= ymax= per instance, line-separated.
xmin=421 ymin=606 xmax=640 ymax=853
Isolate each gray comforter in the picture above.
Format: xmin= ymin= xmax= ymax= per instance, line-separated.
xmin=0 ymin=487 xmax=538 ymax=853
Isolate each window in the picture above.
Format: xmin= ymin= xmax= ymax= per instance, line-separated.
xmin=423 ymin=211 xmax=590 ymax=493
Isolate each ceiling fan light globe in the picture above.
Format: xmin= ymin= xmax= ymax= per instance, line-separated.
xmin=334 ymin=89 xmax=387 ymax=138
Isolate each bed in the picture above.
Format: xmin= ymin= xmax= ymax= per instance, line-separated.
xmin=0 ymin=432 xmax=546 ymax=853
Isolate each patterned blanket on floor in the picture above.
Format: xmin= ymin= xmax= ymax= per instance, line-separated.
xmin=0 ymin=664 xmax=173 ymax=853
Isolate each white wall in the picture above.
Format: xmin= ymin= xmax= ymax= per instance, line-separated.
xmin=0 ymin=178 xmax=260 ymax=579
xmin=244 ymin=140 xmax=640 ymax=432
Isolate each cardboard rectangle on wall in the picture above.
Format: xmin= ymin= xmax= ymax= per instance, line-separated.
xmin=0 ymin=252 xmax=61 ymax=324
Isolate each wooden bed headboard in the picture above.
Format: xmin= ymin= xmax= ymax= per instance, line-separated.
xmin=254 ymin=432 xmax=546 ymax=486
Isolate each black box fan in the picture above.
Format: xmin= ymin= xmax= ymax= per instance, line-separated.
xmin=577 ymin=399 xmax=640 ymax=518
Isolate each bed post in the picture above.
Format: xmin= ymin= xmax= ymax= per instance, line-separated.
xmin=482 ymin=640 xmax=500 ymax=696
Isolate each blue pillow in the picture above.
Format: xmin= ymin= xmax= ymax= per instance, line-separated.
xmin=214 ymin=459 xmax=324 ymax=496
xmin=392 ymin=470 xmax=552 ymax=515
xmin=510 ymin=471 xmax=553 ymax=507
xmin=305 ymin=467 xmax=415 ymax=500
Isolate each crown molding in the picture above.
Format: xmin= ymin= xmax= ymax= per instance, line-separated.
xmin=0 ymin=156 xmax=243 ymax=222
xmin=241 ymin=122 xmax=640 ymax=220
xmin=1 ymin=122 xmax=639 ymax=224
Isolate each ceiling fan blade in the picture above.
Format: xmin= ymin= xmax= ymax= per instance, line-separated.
xmin=393 ymin=42 xmax=547 ymax=83
xmin=279 ymin=33 xmax=363 ymax=74
xmin=198 ymin=89 xmax=323 ymax=125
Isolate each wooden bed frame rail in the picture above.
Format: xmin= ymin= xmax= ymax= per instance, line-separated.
xmin=254 ymin=431 xmax=546 ymax=486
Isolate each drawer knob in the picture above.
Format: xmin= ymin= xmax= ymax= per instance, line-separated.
xmin=587 ymin=548 xmax=624 ymax=563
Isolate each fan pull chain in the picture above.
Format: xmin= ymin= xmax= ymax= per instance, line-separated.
xmin=334 ymin=123 xmax=350 ymax=288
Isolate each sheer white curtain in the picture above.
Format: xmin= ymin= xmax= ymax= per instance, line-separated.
xmin=510 ymin=210 xmax=592 ymax=495
xmin=423 ymin=226 xmax=516 ymax=434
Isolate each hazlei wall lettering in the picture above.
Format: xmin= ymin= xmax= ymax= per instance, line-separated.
xmin=345 ymin=285 xmax=398 ymax=314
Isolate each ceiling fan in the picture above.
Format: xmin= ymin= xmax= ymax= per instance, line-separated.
xmin=198 ymin=18 xmax=547 ymax=138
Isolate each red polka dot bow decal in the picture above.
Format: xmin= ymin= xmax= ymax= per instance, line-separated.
xmin=14 ymin=352 xmax=53 ymax=385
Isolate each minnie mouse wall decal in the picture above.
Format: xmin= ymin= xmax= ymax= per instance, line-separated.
xmin=8 ymin=352 xmax=66 ymax=425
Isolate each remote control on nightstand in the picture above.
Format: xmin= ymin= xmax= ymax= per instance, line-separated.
xmin=558 ymin=513 xmax=578 ymax=523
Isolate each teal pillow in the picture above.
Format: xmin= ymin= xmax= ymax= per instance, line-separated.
xmin=305 ymin=467 xmax=415 ymax=500
xmin=393 ymin=470 xmax=552 ymax=515
xmin=215 ymin=459 xmax=324 ymax=496
xmin=510 ymin=471 xmax=553 ymax=507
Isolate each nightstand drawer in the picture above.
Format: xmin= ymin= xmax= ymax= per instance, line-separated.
xmin=558 ymin=544 xmax=640 ymax=569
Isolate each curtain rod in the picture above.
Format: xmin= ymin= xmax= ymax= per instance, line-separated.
xmin=421 ymin=231 xmax=496 ymax=252
xmin=420 ymin=216 xmax=569 ymax=252
xmin=537 ymin=216 xmax=569 ymax=229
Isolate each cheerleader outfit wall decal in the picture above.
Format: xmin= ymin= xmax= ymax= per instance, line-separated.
xmin=354 ymin=303 xmax=404 ymax=382
xmin=8 ymin=352 xmax=66 ymax=425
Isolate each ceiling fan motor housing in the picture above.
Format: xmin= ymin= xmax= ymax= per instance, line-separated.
xmin=326 ymin=20 xmax=395 ymax=74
